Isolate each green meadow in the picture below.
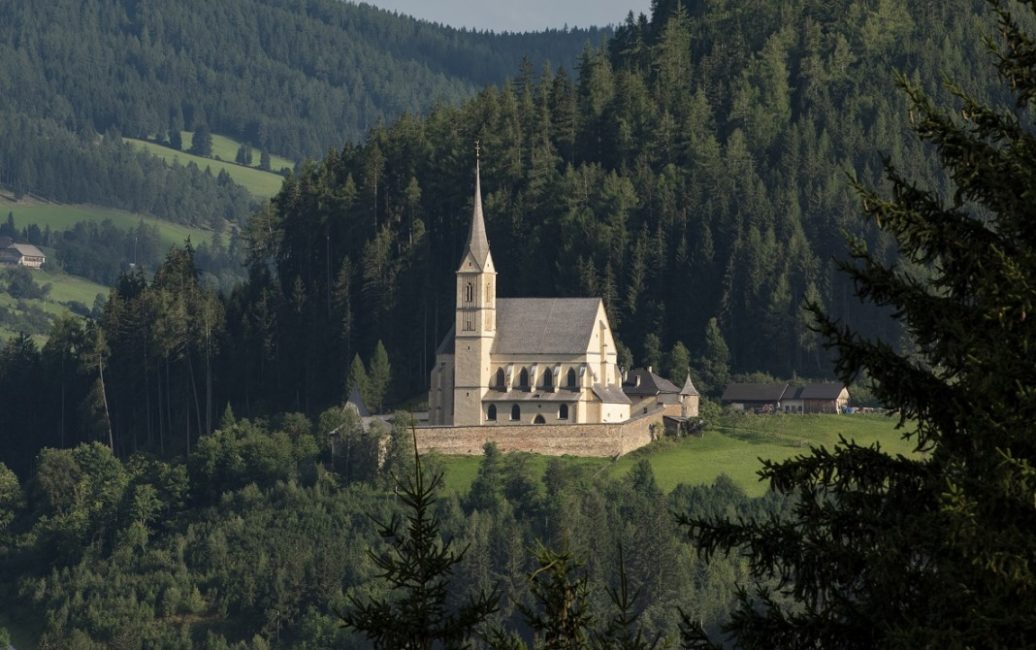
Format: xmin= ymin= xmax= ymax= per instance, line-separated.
xmin=437 ymin=413 xmax=914 ymax=498
xmin=0 ymin=266 xmax=109 ymax=343
xmin=126 ymin=134 xmax=291 ymax=198
xmin=0 ymin=195 xmax=214 ymax=249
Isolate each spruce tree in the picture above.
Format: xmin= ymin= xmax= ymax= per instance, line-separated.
xmin=682 ymin=2 xmax=1036 ymax=647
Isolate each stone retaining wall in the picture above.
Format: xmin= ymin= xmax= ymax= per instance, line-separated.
xmin=414 ymin=408 xmax=662 ymax=457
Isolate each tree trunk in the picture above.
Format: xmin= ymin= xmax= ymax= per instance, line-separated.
xmin=98 ymin=357 xmax=114 ymax=452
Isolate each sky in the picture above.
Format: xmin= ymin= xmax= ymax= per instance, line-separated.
xmin=359 ymin=0 xmax=652 ymax=32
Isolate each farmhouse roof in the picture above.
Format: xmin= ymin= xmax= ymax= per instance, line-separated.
xmin=8 ymin=243 xmax=44 ymax=258
xmin=492 ymin=298 xmax=602 ymax=355
xmin=799 ymin=382 xmax=848 ymax=400
xmin=721 ymin=383 xmax=789 ymax=402
xmin=623 ymin=367 xmax=680 ymax=396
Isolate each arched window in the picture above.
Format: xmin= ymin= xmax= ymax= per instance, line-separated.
xmin=487 ymin=404 xmax=497 ymax=421
xmin=465 ymin=282 xmax=474 ymax=303
xmin=567 ymin=368 xmax=577 ymax=388
xmin=519 ymin=368 xmax=529 ymax=390
xmin=485 ymin=280 xmax=492 ymax=303
xmin=495 ymin=368 xmax=506 ymax=390
xmin=543 ymin=368 xmax=554 ymax=389
xmin=559 ymin=404 xmax=569 ymax=420
xmin=511 ymin=404 xmax=521 ymax=421
xmin=534 ymin=414 xmax=546 ymax=424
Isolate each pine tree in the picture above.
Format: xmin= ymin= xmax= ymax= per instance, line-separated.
xmin=696 ymin=318 xmax=729 ymax=395
xmin=367 ymin=340 xmax=391 ymax=414
xmin=682 ymin=3 xmax=1036 ymax=647
xmin=346 ymin=354 xmax=368 ymax=404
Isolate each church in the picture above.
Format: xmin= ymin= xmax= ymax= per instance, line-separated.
xmin=428 ymin=161 xmax=633 ymax=426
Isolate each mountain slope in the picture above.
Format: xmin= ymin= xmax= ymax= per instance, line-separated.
xmin=0 ymin=0 xmax=608 ymax=160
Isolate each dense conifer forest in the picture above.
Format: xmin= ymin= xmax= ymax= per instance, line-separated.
xmin=0 ymin=0 xmax=1016 ymax=469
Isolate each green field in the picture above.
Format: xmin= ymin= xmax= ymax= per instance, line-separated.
xmin=437 ymin=413 xmax=916 ymax=498
xmin=0 ymin=266 xmax=109 ymax=343
xmin=203 ymin=132 xmax=295 ymax=173
xmin=127 ymin=136 xmax=289 ymax=198
xmin=0 ymin=195 xmax=214 ymax=249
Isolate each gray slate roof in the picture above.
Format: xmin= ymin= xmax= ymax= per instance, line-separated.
xmin=680 ymin=375 xmax=700 ymax=397
xmin=492 ymin=298 xmax=601 ymax=354
xmin=623 ymin=368 xmax=680 ymax=396
xmin=435 ymin=324 xmax=455 ymax=355
xmin=345 ymin=386 xmax=371 ymax=417
xmin=799 ymin=383 xmax=848 ymax=400
xmin=721 ymin=383 xmax=789 ymax=402
xmin=5 ymin=243 xmax=44 ymax=258
xmin=592 ymin=383 xmax=632 ymax=405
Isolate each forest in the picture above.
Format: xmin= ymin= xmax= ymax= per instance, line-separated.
xmin=0 ymin=411 xmax=786 ymax=647
xmin=0 ymin=0 xmax=1016 ymax=472
xmin=2 ymin=0 xmax=1033 ymax=644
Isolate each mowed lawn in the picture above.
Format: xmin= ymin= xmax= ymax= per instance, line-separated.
xmin=437 ymin=413 xmax=916 ymax=498
xmin=126 ymin=137 xmax=289 ymax=198
xmin=0 ymin=196 xmax=214 ymax=249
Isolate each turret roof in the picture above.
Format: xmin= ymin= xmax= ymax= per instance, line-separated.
xmin=461 ymin=159 xmax=492 ymax=271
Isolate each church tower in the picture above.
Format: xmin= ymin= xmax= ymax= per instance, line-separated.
xmin=452 ymin=157 xmax=496 ymax=425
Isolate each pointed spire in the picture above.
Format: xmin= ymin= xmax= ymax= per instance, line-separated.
xmin=463 ymin=143 xmax=492 ymax=270
xmin=680 ymin=373 xmax=700 ymax=397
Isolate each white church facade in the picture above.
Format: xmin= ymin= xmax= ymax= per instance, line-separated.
xmin=428 ymin=161 xmax=632 ymax=427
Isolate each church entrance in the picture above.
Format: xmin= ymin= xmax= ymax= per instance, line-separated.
xmin=533 ymin=414 xmax=546 ymax=424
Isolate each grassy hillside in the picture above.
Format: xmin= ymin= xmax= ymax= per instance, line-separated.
xmin=0 ymin=195 xmax=215 ymax=249
xmin=438 ymin=414 xmax=914 ymax=498
xmin=204 ymin=132 xmax=296 ymax=173
xmin=126 ymin=138 xmax=288 ymax=199
xmin=0 ymin=266 xmax=109 ymax=343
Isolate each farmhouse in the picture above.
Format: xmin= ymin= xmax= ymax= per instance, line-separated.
xmin=0 ymin=242 xmax=46 ymax=268
xmin=722 ymin=382 xmax=850 ymax=414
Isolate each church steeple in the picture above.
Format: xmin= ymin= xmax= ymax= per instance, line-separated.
xmin=453 ymin=147 xmax=497 ymax=426
xmin=460 ymin=150 xmax=492 ymax=271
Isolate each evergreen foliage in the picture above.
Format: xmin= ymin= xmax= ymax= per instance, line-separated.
xmin=680 ymin=1 xmax=1036 ymax=646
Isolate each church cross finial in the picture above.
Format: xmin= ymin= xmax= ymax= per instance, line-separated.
xmin=475 ymin=139 xmax=480 ymax=161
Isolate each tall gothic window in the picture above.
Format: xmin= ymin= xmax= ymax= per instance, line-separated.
xmin=567 ymin=368 xmax=577 ymax=388
xmin=485 ymin=280 xmax=492 ymax=303
xmin=511 ymin=404 xmax=521 ymax=420
xmin=465 ymin=282 xmax=474 ymax=303
xmin=487 ymin=404 xmax=497 ymax=421
xmin=519 ymin=368 xmax=529 ymax=390
xmin=495 ymin=368 xmax=506 ymax=390
xmin=543 ymin=368 xmax=554 ymax=389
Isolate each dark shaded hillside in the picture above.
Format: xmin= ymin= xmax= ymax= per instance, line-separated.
xmin=0 ymin=0 xmax=607 ymax=160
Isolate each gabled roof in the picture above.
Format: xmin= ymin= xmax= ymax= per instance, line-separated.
xmin=7 ymin=243 xmax=44 ymax=258
xmin=492 ymin=298 xmax=602 ymax=355
xmin=799 ymin=382 xmax=848 ymax=400
xmin=680 ymin=375 xmax=700 ymax=397
xmin=435 ymin=324 xmax=455 ymax=355
xmin=345 ymin=386 xmax=370 ymax=417
xmin=592 ymin=383 xmax=632 ymax=405
xmin=721 ymin=383 xmax=789 ymax=402
xmin=623 ymin=368 xmax=680 ymax=396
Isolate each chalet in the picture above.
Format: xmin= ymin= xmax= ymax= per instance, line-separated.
xmin=797 ymin=383 xmax=850 ymax=414
xmin=0 ymin=243 xmax=46 ymax=268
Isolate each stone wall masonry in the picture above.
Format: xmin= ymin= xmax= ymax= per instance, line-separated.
xmin=415 ymin=408 xmax=663 ymax=457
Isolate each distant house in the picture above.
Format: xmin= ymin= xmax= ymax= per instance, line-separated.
xmin=721 ymin=383 xmax=789 ymax=412
xmin=622 ymin=367 xmax=699 ymax=418
xmin=798 ymin=383 xmax=850 ymax=414
xmin=0 ymin=242 xmax=46 ymax=268
xmin=722 ymin=382 xmax=850 ymax=414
